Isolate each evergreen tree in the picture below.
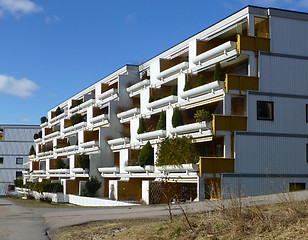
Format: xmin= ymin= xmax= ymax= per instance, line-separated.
xmin=138 ymin=141 xmax=154 ymax=167
xmin=172 ymin=107 xmax=184 ymax=128
xmin=213 ymin=62 xmax=224 ymax=81
xmin=138 ymin=117 xmax=146 ymax=134
xmin=156 ymin=111 xmax=166 ymax=130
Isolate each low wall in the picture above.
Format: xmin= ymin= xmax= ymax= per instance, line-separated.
xmin=15 ymin=187 xmax=69 ymax=203
xmin=68 ymin=194 xmax=139 ymax=207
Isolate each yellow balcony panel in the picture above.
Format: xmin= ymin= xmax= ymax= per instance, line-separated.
xmin=225 ymin=74 xmax=259 ymax=93
xmin=199 ymin=157 xmax=234 ymax=177
xmin=237 ymin=34 xmax=270 ymax=55
xmin=213 ymin=115 xmax=247 ymax=135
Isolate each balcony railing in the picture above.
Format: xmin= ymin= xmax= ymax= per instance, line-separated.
xmin=117 ymin=108 xmax=140 ymax=122
xmin=62 ymin=121 xmax=87 ymax=134
xmin=43 ymin=130 xmax=60 ymax=140
xmin=55 ymin=145 xmax=79 ymax=155
xmin=37 ymin=150 xmax=53 ymax=158
xmin=126 ymin=79 xmax=150 ymax=96
xmin=192 ymin=41 xmax=237 ymax=66
xmin=69 ymin=99 xmax=96 ymax=114
xmin=136 ymin=130 xmax=166 ymax=141
xmin=40 ymin=122 xmax=48 ymax=128
xmin=147 ymin=95 xmax=178 ymax=110
xmin=225 ymin=74 xmax=259 ymax=93
xmin=213 ymin=115 xmax=247 ymax=135
xmin=80 ymin=140 xmax=99 ymax=149
xmin=48 ymin=169 xmax=70 ymax=174
xmin=157 ymin=61 xmax=189 ymax=80
xmin=89 ymin=114 xmax=108 ymax=127
xmin=157 ymin=163 xmax=199 ymax=173
xmin=32 ymin=170 xmax=46 ymax=174
xmin=50 ymin=112 xmax=66 ymax=124
xmin=181 ymin=81 xmax=224 ymax=100
xmin=98 ymin=167 xmax=120 ymax=175
xmin=97 ymin=88 xmax=118 ymax=103
xmin=124 ymin=165 xmax=154 ymax=173
xmin=72 ymin=168 xmax=88 ymax=174
xmin=169 ymin=121 xmax=211 ymax=136
xmin=107 ymin=137 xmax=130 ymax=150
xmin=199 ymin=157 xmax=234 ymax=177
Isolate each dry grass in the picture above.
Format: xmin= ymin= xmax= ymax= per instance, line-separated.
xmin=6 ymin=197 xmax=83 ymax=208
xmin=54 ymin=199 xmax=308 ymax=240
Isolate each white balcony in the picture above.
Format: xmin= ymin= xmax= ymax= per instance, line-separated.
xmin=44 ymin=130 xmax=60 ymax=140
xmin=32 ymin=170 xmax=46 ymax=174
xmin=124 ymin=165 xmax=154 ymax=173
xmin=72 ymin=168 xmax=88 ymax=174
xmin=98 ymin=167 xmax=120 ymax=175
xmin=70 ymin=99 xmax=96 ymax=114
xmin=156 ymin=61 xmax=189 ymax=80
xmin=169 ymin=121 xmax=211 ymax=136
xmin=80 ymin=140 xmax=99 ymax=149
xmin=181 ymin=81 xmax=225 ymax=100
xmin=136 ymin=130 xmax=166 ymax=141
xmin=117 ymin=108 xmax=140 ymax=122
xmin=37 ymin=150 xmax=53 ymax=159
xmin=157 ymin=163 xmax=198 ymax=173
xmin=34 ymin=138 xmax=42 ymax=143
xmin=55 ymin=145 xmax=79 ymax=155
xmin=48 ymin=169 xmax=70 ymax=174
xmin=90 ymin=114 xmax=108 ymax=125
xmin=147 ymin=95 xmax=178 ymax=110
xmin=192 ymin=41 xmax=237 ymax=66
xmin=40 ymin=122 xmax=48 ymax=128
xmin=107 ymin=137 xmax=130 ymax=150
xmin=126 ymin=79 xmax=150 ymax=96
xmin=50 ymin=112 xmax=66 ymax=124
xmin=62 ymin=121 xmax=87 ymax=134
xmin=97 ymin=88 xmax=118 ymax=104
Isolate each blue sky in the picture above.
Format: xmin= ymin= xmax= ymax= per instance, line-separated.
xmin=1 ymin=0 xmax=308 ymax=125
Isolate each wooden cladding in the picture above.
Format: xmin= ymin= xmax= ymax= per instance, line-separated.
xmin=199 ymin=157 xmax=234 ymax=177
xmin=237 ymin=34 xmax=270 ymax=55
xmin=225 ymin=74 xmax=259 ymax=93
xmin=213 ymin=115 xmax=247 ymax=135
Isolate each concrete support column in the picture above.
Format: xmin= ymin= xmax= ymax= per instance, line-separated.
xmin=223 ymin=132 xmax=231 ymax=158
xmin=142 ymin=180 xmax=150 ymax=205
xmin=197 ymin=176 xmax=206 ymax=202
xmin=223 ymin=93 xmax=231 ymax=115
xmin=62 ymin=179 xmax=67 ymax=195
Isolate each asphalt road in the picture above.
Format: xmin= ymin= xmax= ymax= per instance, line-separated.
xmin=1 ymin=190 xmax=308 ymax=240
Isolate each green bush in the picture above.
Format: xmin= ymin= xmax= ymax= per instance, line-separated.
xmin=83 ymin=177 xmax=101 ymax=197
xmin=33 ymin=131 xmax=42 ymax=140
xmin=170 ymin=85 xmax=177 ymax=96
xmin=29 ymin=145 xmax=36 ymax=156
xmin=24 ymin=180 xmax=63 ymax=193
xmin=156 ymin=137 xmax=198 ymax=166
xmin=214 ymin=62 xmax=224 ymax=81
xmin=55 ymin=107 xmax=63 ymax=116
xmin=198 ymin=75 xmax=206 ymax=86
xmin=183 ymin=80 xmax=192 ymax=91
xmin=70 ymin=113 xmax=84 ymax=126
xmin=70 ymin=99 xmax=83 ymax=109
xmin=77 ymin=154 xmax=90 ymax=169
xmin=138 ymin=141 xmax=154 ymax=167
xmin=172 ymin=107 xmax=184 ymax=128
xmin=138 ymin=117 xmax=146 ymax=134
xmin=156 ymin=111 xmax=166 ymax=130
xmin=40 ymin=116 xmax=47 ymax=124
xmin=14 ymin=178 xmax=24 ymax=188
xmin=194 ymin=109 xmax=213 ymax=123
xmin=56 ymin=159 xmax=68 ymax=169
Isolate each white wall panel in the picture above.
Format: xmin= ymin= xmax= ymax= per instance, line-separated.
xmin=235 ymin=133 xmax=308 ymax=174
xmin=271 ymin=16 xmax=308 ymax=56
xmin=259 ymin=54 xmax=308 ymax=95
xmin=3 ymin=127 xmax=39 ymax=141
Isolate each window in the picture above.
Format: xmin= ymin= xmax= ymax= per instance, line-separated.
xmin=16 ymin=171 xmax=22 ymax=178
xmin=289 ymin=183 xmax=306 ymax=192
xmin=306 ymin=144 xmax=308 ymax=163
xmin=306 ymin=104 xmax=308 ymax=123
xmin=16 ymin=157 xmax=23 ymax=164
xmin=0 ymin=128 xmax=3 ymax=141
xmin=257 ymin=101 xmax=274 ymax=121
xmin=8 ymin=185 xmax=15 ymax=191
xmin=0 ymin=157 xmax=3 ymax=164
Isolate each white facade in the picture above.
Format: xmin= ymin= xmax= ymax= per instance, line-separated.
xmin=28 ymin=6 xmax=308 ymax=202
xmin=0 ymin=125 xmax=40 ymax=196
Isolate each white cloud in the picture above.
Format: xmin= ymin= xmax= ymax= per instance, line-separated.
xmin=45 ymin=15 xmax=60 ymax=24
xmin=126 ymin=13 xmax=136 ymax=23
xmin=0 ymin=74 xmax=39 ymax=98
xmin=0 ymin=0 xmax=42 ymax=18
xmin=18 ymin=118 xmax=31 ymax=123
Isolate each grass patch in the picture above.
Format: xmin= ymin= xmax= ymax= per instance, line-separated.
xmin=54 ymin=200 xmax=308 ymax=239
xmin=6 ymin=197 xmax=82 ymax=208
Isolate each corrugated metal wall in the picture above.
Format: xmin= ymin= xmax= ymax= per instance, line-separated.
xmin=271 ymin=16 xmax=308 ymax=56
xmin=222 ymin=174 xmax=308 ymax=198
xmin=247 ymin=93 xmax=308 ymax=134
xmin=259 ymin=53 xmax=308 ymax=95
xmin=3 ymin=126 xmax=39 ymax=142
xmin=235 ymin=133 xmax=308 ymax=174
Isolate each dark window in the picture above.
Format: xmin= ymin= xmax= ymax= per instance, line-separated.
xmin=289 ymin=183 xmax=306 ymax=192
xmin=306 ymin=144 xmax=308 ymax=163
xmin=16 ymin=171 xmax=22 ymax=178
xmin=8 ymin=185 xmax=15 ymax=191
xmin=306 ymin=105 xmax=308 ymax=123
xmin=257 ymin=101 xmax=274 ymax=120
xmin=16 ymin=157 xmax=23 ymax=164
xmin=0 ymin=157 xmax=3 ymax=164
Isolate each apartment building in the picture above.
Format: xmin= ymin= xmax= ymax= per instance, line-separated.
xmin=0 ymin=125 xmax=40 ymax=196
xmin=26 ymin=6 xmax=308 ymax=203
